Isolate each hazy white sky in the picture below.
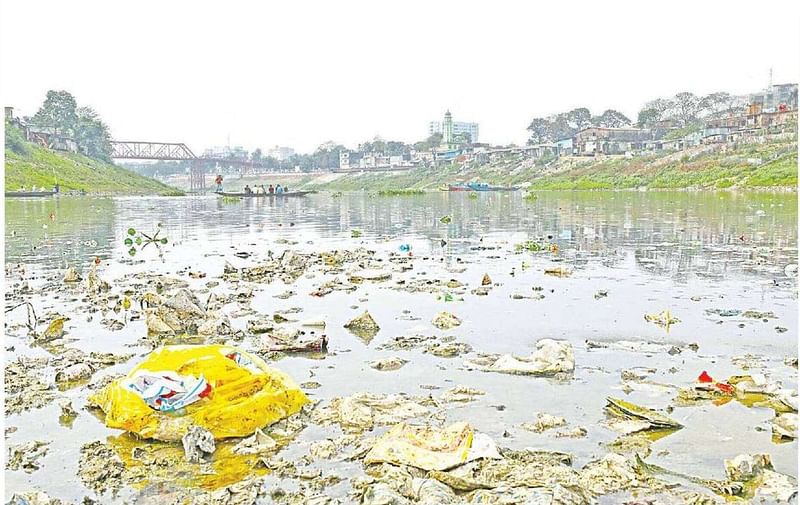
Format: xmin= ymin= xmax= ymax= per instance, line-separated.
xmin=2 ymin=0 xmax=798 ymax=153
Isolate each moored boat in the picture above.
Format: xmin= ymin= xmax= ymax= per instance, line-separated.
xmin=446 ymin=182 xmax=518 ymax=192
xmin=5 ymin=191 xmax=56 ymax=198
xmin=216 ymin=190 xmax=316 ymax=198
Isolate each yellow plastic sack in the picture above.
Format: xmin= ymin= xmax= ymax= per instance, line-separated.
xmin=88 ymin=344 xmax=308 ymax=441
xmin=364 ymin=422 xmax=477 ymax=471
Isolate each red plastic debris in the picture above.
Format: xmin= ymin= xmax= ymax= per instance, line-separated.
xmin=199 ymin=382 xmax=213 ymax=398
xmin=715 ymin=382 xmax=734 ymax=394
xmin=698 ymin=371 xmax=713 ymax=383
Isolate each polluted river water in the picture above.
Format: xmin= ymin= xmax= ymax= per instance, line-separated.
xmin=3 ymin=190 xmax=798 ymax=504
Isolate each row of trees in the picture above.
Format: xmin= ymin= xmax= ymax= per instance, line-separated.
xmin=29 ymin=90 xmax=113 ymax=161
xmin=636 ymin=91 xmax=746 ymax=127
xmin=527 ymin=108 xmax=632 ymax=144
xmin=239 ymin=133 xmax=453 ymax=172
xmin=527 ymin=91 xmax=748 ymax=144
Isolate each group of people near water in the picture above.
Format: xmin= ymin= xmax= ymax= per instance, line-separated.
xmin=243 ymin=183 xmax=288 ymax=195
xmin=213 ymin=175 xmax=288 ymax=195
xmin=17 ymin=184 xmax=60 ymax=193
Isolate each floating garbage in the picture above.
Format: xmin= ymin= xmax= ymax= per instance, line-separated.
xmin=439 ymin=215 xmax=452 ymax=224
xmin=182 ymin=425 xmax=216 ymax=463
xmin=705 ymin=308 xmax=741 ymax=317
xmin=772 ymin=412 xmax=798 ymax=440
xmin=63 ymin=266 xmax=81 ymax=283
xmin=311 ymin=393 xmax=429 ymax=433
xmin=232 ymin=428 xmax=277 ymax=455
xmin=364 ymin=422 xmax=501 ymax=471
xmin=521 ymin=413 xmax=567 ymax=433
xmin=468 ymin=339 xmax=575 ymax=376
xmin=40 ymin=318 xmax=65 ymax=341
xmin=369 ymin=357 xmax=408 ymax=371
xmin=399 ymin=243 xmax=412 ymax=253
xmin=145 ymin=288 xmax=207 ymax=335
xmin=344 ymin=311 xmax=380 ymax=342
xmin=6 ymin=441 xmax=50 ymax=473
xmin=88 ymin=345 xmax=308 ymax=441
xmin=604 ymin=397 xmax=682 ymax=432
xmin=261 ymin=328 xmax=328 ymax=353
xmin=543 ymin=266 xmax=571 ymax=277
xmin=432 ymin=311 xmax=461 ymax=329
xmin=637 ymin=452 xmax=797 ymax=502
xmin=481 ymin=273 xmax=492 ymax=286
xmin=644 ymin=310 xmax=680 ymax=328
xmin=678 ymin=371 xmax=799 ymax=414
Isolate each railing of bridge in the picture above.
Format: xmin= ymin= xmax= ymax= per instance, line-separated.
xmin=110 ymin=141 xmax=197 ymax=160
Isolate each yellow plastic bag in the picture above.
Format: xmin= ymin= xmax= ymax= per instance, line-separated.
xmin=89 ymin=344 xmax=308 ymax=441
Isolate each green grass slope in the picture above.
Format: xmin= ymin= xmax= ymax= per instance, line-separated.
xmin=5 ymin=144 xmax=182 ymax=195
xmin=299 ymin=135 xmax=797 ymax=192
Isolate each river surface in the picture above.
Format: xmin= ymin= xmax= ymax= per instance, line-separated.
xmin=4 ymin=191 xmax=798 ymax=503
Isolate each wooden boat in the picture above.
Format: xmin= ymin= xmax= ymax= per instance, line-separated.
xmin=5 ymin=190 xmax=56 ymax=198
xmin=447 ymin=183 xmax=517 ymax=192
xmin=216 ymin=190 xmax=316 ymax=198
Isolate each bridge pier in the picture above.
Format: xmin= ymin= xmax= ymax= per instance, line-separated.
xmin=189 ymin=160 xmax=205 ymax=192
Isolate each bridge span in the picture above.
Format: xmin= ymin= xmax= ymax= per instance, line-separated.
xmin=110 ymin=140 xmax=275 ymax=191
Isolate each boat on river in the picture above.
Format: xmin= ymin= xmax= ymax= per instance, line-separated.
xmin=216 ymin=190 xmax=316 ymax=198
xmin=445 ymin=182 xmax=518 ymax=192
xmin=5 ymin=190 xmax=57 ymax=198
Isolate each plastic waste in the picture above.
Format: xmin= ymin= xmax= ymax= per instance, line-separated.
xmin=605 ymin=397 xmax=682 ymax=431
xmin=399 ymin=243 xmax=412 ymax=253
xmin=364 ymin=422 xmax=501 ymax=471
xmin=125 ymin=370 xmax=211 ymax=412
xmin=470 ymin=339 xmax=575 ymax=376
xmin=182 ymin=425 xmax=216 ymax=463
xmin=88 ymin=344 xmax=308 ymax=441
xmin=432 ymin=311 xmax=461 ymax=329
xmin=644 ymin=310 xmax=680 ymax=327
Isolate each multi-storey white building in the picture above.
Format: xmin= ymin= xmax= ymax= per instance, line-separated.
xmin=428 ymin=114 xmax=479 ymax=143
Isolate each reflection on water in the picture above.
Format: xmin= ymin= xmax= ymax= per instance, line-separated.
xmin=6 ymin=192 xmax=797 ymax=282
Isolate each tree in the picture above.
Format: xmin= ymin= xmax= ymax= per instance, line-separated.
xmin=637 ymin=98 xmax=673 ymax=126
xmin=312 ymin=141 xmax=346 ymax=170
xmin=593 ymin=109 xmax=632 ymax=128
xmin=671 ymin=92 xmax=701 ymax=125
xmin=386 ymin=140 xmax=411 ymax=156
xmin=565 ymin=108 xmax=592 ymax=131
xmin=371 ymin=137 xmax=387 ymax=154
xmin=413 ymin=133 xmax=442 ymax=151
xmin=251 ymin=148 xmax=263 ymax=162
xmin=700 ymin=92 xmax=747 ymax=118
xmin=263 ymin=156 xmax=278 ymax=169
xmin=31 ymin=90 xmax=78 ymax=134
xmin=637 ymin=108 xmax=661 ymax=127
xmin=30 ymin=90 xmax=113 ymax=161
xmin=5 ymin=120 xmax=30 ymax=155
xmin=550 ymin=114 xmax=576 ymax=140
xmin=74 ymin=106 xmax=112 ymax=161
xmin=526 ymin=118 xmax=554 ymax=144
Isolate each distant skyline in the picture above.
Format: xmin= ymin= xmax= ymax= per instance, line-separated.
xmin=2 ymin=1 xmax=799 ymax=153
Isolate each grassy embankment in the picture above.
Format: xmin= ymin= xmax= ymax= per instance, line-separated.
xmin=5 ymin=139 xmax=182 ymax=195
xmin=297 ymin=134 xmax=797 ymax=192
